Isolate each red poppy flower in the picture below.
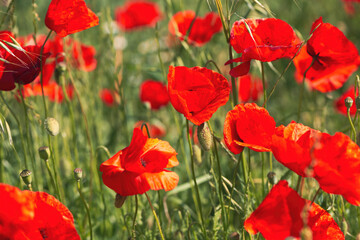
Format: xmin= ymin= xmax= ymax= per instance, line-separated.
xmin=238 ymin=74 xmax=263 ymax=103
xmin=139 ymin=80 xmax=169 ymax=110
xmin=99 ymin=88 xmax=117 ymax=106
xmin=271 ymin=122 xmax=320 ymax=176
xmin=294 ymin=17 xmax=360 ymax=92
xmin=244 ymin=180 xmax=344 ymax=240
xmin=21 ymin=82 xmax=74 ymax=103
xmin=45 ymin=0 xmax=99 ymax=37
xmin=115 ymin=0 xmax=162 ymax=31
xmin=0 ymin=45 xmax=50 ymax=91
xmin=0 ymin=30 xmax=14 ymax=42
xmin=223 ymin=103 xmax=276 ymax=154
xmin=134 ymin=120 xmax=166 ymax=138
xmin=227 ymin=18 xmax=301 ymax=77
xmin=0 ymin=183 xmax=80 ymax=240
xmin=335 ymin=86 xmax=357 ymax=116
xmin=271 ymin=121 xmax=360 ymax=205
xmin=168 ymin=11 xmax=222 ymax=46
xmin=168 ymin=66 xmax=230 ymax=125
xmin=100 ymin=128 xmax=179 ymax=196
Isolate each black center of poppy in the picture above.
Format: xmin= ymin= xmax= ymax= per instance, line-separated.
xmin=39 ymin=228 xmax=48 ymax=239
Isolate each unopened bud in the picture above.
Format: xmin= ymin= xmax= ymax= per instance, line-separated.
xmin=73 ymin=168 xmax=83 ymax=181
xmin=38 ymin=146 xmax=50 ymax=160
xmin=45 ymin=117 xmax=60 ymax=136
xmin=192 ymin=144 xmax=202 ymax=165
xmin=267 ymin=172 xmax=277 ymax=185
xmin=114 ymin=193 xmax=127 ymax=208
xmin=197 ymin=122 xmax=213 ymax=151
xmin=20 ymin=169 xmax=32 ymax=186
xmin=54 ymin=62 xmax=67 ymax=83
xmin=300 ymin=226 xmax=312 ymax=240
xmin=345 ymin=97 xmax=353 ymax=109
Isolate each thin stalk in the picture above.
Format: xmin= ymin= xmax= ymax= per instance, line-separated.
xmin=226 ymin=154 xmax=241 ymax=220
xmin=186 ymin=120 xmax=207 ymax=239
xmin=261 ymin=152 xmax=265 ymax=198
xmin=310 ymin=188 xmax=321 ymax=205
xmin=76 ymin=180 xmax=93 ymax=240
xmin=260 ymin=62 xmax=267 ymax=108
xmin=347 ymin=107 xmax=357 ymax=143
xmin=0 ymin=92 xmax=28 ymax=168
xmin=44 ymin=160 xmax=59 ymax=198
xmin=131 ymin=195 xmax=138 ymax=239
xmin=297 ymin=56 xmax=317 ymax=122
xmin=208 ymin=121 xmax=227 ymax=236
xmin=145 ymin=192 xmax=165 ymax=240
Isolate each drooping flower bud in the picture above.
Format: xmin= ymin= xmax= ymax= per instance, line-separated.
xmin=192 ymin=144 xmax=202 ymax=165
xmin=38 ymin=146 xmax=51 ymax=160
xmin=20 ymin=169 xmax=32 ymax=188
xmin=197 ymin=122 xmax=213 ymax=151
xmin=45 ymin=117 xmax=60 ymax=136
xmin=345 ymin=97 xmax=353 ymax=109
xmin=267 ymin=172 xmax=277 ymax=185
xmin=114 ymin=193 xmax=127 ymax=208
xmin=73 ymin=168 xmax=83 ymax=181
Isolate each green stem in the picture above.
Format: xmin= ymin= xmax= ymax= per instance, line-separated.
xmin=145 ymin=192 xmax=165 ymax=240
xmin=297 ymin=56 xmax=317 ymax=122
xmin=131 ymin=195 xmax=138 ymax=239
xmin=44 ymin=160 xmax=59 ymax=198
xmin=77 ymin=181 xmax=93 ymax=240
xmin=347 ymin=108 xmax=357 ymax=143
xmin=0 ymin=92 xmax=28 ymax=169
xmin=260 ymin=62 xmax=267 ymax=108
xmin=186 ymin=120 xmax=207 ymax=239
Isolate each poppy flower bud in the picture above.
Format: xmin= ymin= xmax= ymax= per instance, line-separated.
xmin=355 ymin=96 xmax=360 ymax=110
xmin=300 ymin=226 xmax=312 ymax=240
xmin=38 ymin=146 xmax=51 ymax=160
xmin=267 ymin=172 xmax=277 ymax=185
xmin=54 ymin=62 xmax=67 ymax=83
xmin=192 ymin=144 xmax=202 ymax=165
xmin=73 ymin=168 xmax=83 ymax=181
xmin=114 ymin=193 xmax=127 ymax=208
xmin=45 ymin=117 xmax=60 ymax=136
xmin=197 ymin=122 xmax=213 ymax=151
xmin=20 ymin=169 xmax=32 ymax=186
xmin=345 ymin=97 xmax=353 ymax=109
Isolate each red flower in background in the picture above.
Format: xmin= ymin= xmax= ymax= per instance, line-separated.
xmin=0 ymin=30 xmax=14 ymax=42
xmin=115 ymin=0 xmax=162 ymax=31
xmin=227 ymin=18 xmax=301 ymax=77
xmin=134 ymin=121 xmax=166 ymax=138
xmin=0 ymin=45 xmax=50 ymax=91
xmin=99 ymin=88 xmax=117 ymax=106
xmin=238 ymin=74 xmax=263 ymax=103
xmin=294 ymin=17 xmax=360 ymax=92
xmin=244 ymin=180 xmax=344 ymax=240
xmin=45 ymin=0 xmax=99 ymax=37
xmin=335 ymin=86 xmax=357 ymax=116
xmin=168 ymin=66 xmax=230 ymax=125
xmin=223 ymin=103 xmax=276 ymax=154
xmin=0 ymin=183 xmax=80 ymax=240
xmin=21 ymin=82 xmax=74 ymax=103
xmin=271 ymin=121 xmax=360 ymax=205
xmin=140 ymin=80 xmax=169 ymax=110
xmin=100 ymin=128 xmax=179 ymax=196
xmin=168 ymin=11 xmax=222 ymax=46
xmin=342 ymin=0 xmax=360 ymax=14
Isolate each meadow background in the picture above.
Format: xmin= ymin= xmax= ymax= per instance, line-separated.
xmin=1 ymin=0 xmax=360 ymax=239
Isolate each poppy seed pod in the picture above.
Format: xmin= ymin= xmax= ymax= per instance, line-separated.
xmin=45 ymin=117 xmax=60 ymax=136
xmin=114 ymin=193 xmax=127 ymax=208
xmin=192 ymin=144 xmax=202 ymax=165
xmin=345 ymin=97 xmax=354 ymax=108
xmin=197 ymin=122 xmax=213 ymax=151
xmin=73 ymin=168 xmax=83 ymax=181
xmin=20 ymin=169 xmax=32 ymax=186
xmin=38 ymin=146 xmax=51 ymax=160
